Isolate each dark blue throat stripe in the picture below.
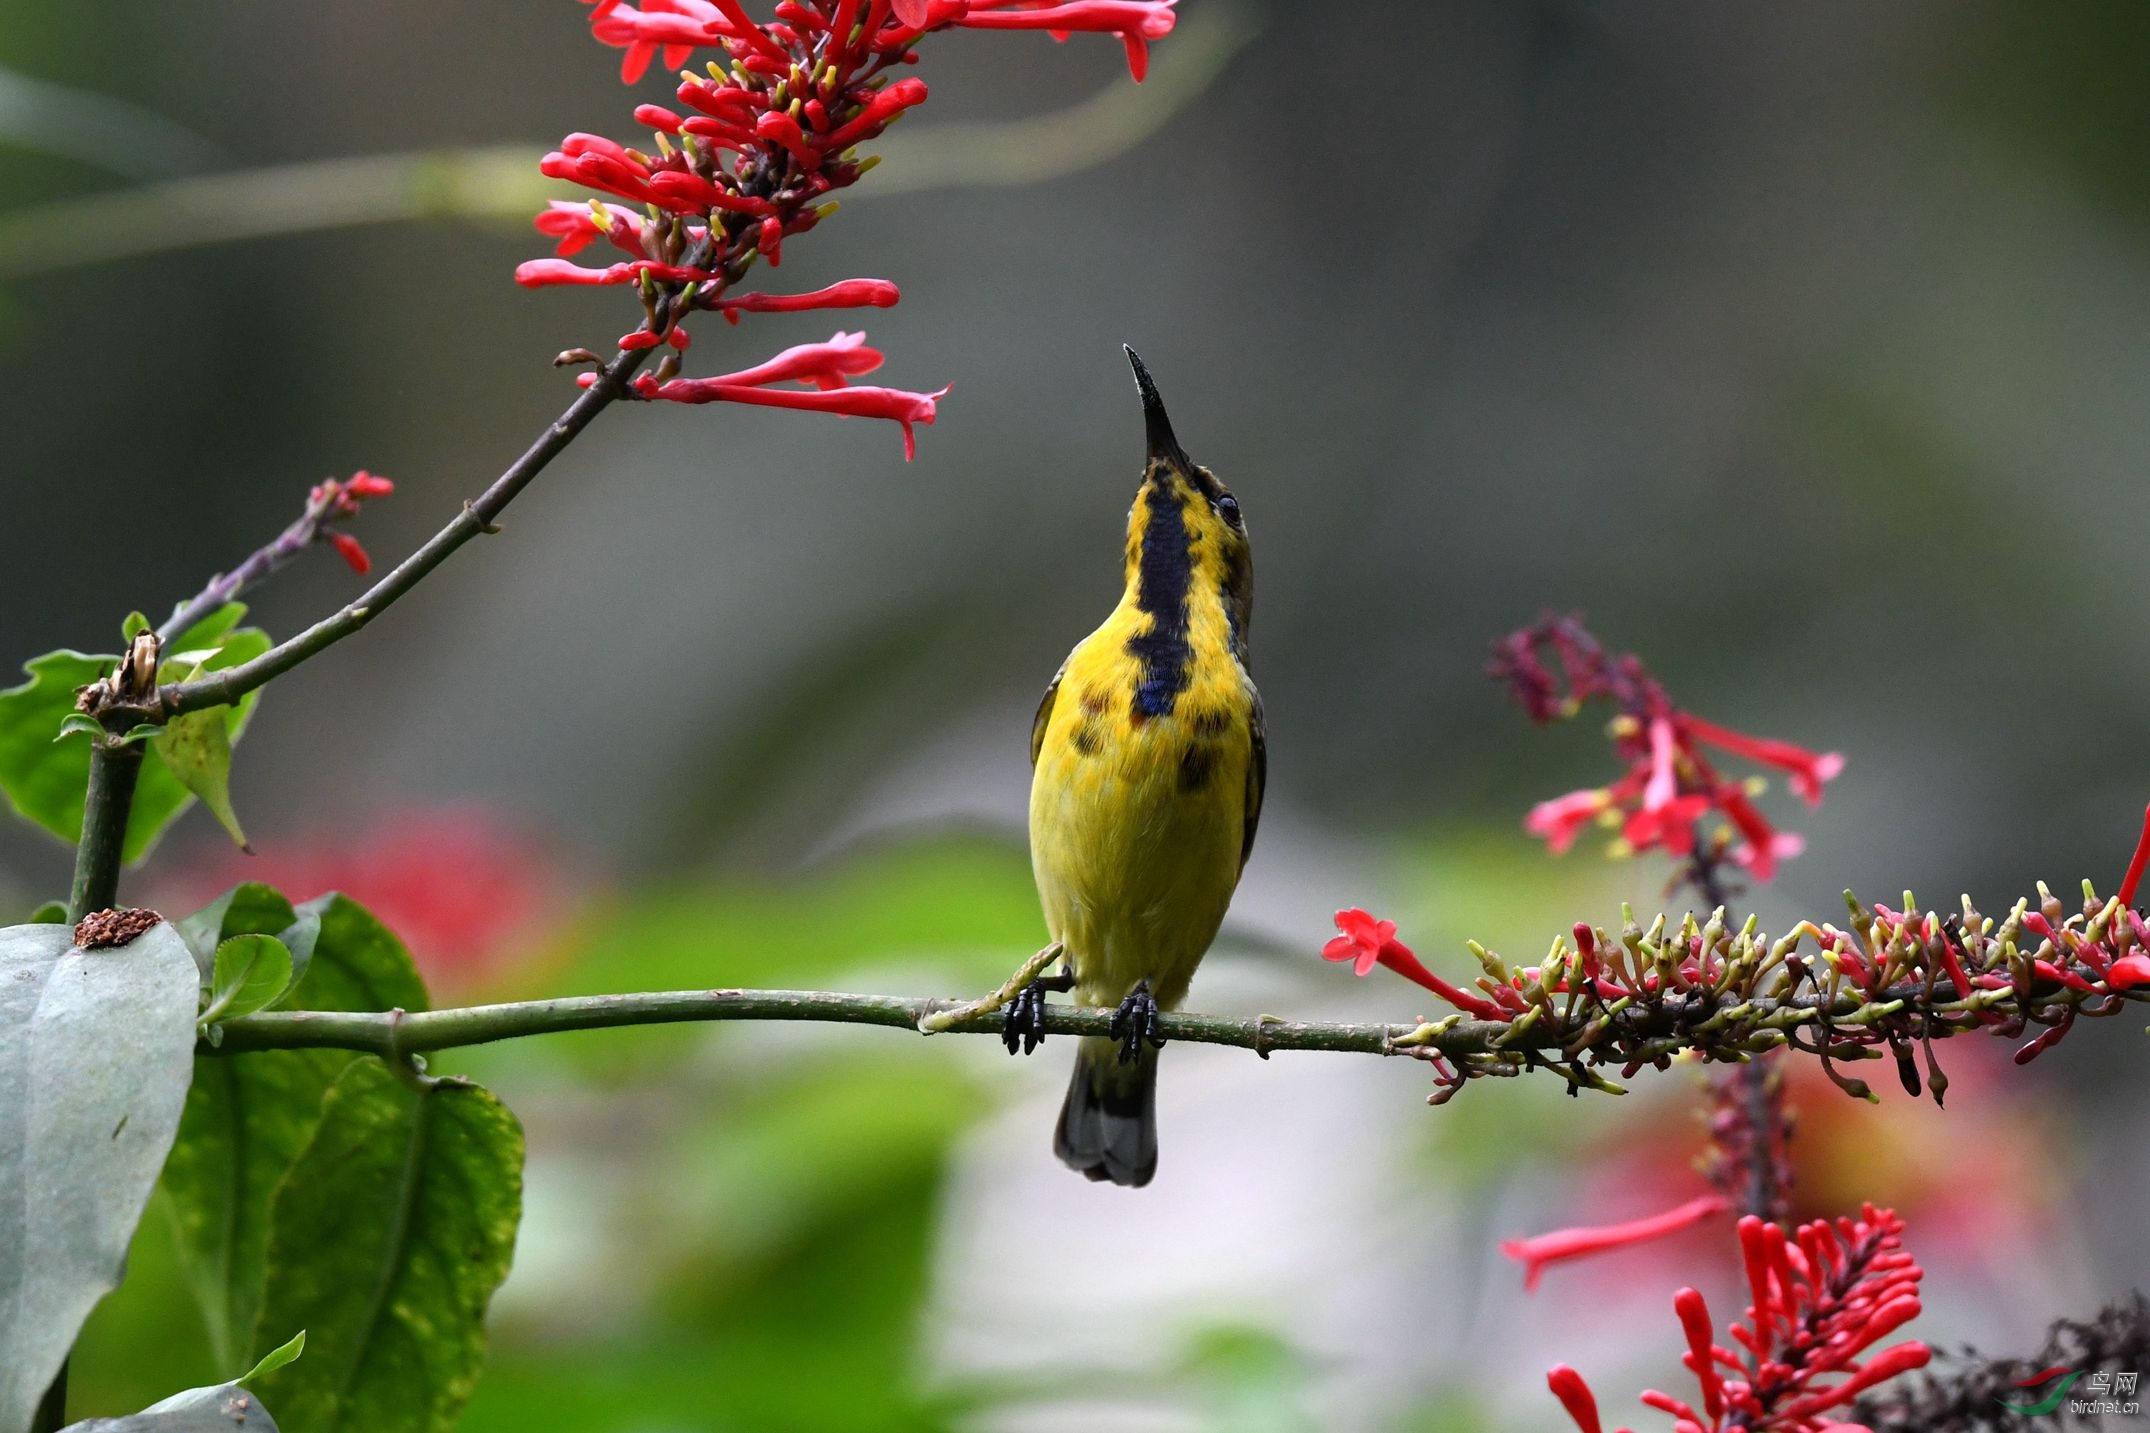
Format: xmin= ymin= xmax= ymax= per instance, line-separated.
xmin=1126 ymin=476 xmax=1193 ymax=720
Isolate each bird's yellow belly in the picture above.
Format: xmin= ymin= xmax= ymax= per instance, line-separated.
xmin=1029 ymin=696 xmax=1250 ymax=1011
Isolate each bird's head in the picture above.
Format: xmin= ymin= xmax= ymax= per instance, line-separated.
xmin=1120 ymin=347 xmax=1253 ymax=644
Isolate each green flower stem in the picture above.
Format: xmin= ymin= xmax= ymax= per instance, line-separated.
xmin=65 ymin=737 xmax=142 ymax=921
xmin=210 ymin=989 xmax=1413 ymax=1057
xmin=157 ymin=344 xmax=650 ymax=721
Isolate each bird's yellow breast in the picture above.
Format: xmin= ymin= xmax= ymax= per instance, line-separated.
xmin=1028 ymin=595 xmax=1256 ymax=1011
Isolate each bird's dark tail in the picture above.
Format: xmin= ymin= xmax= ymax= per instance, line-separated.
xmin=1054 ymin=1036 xmax=1158 ymax=1187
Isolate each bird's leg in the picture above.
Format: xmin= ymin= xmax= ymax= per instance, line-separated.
xmin=1002 ymin=962 xmax=1075 ymax=1056
xmin=1109 ymin=979 xmax=1166 ymax=1065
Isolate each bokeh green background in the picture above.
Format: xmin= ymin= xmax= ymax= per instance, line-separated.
xmin=6 ymin=2 xmax=2150 ymax=1427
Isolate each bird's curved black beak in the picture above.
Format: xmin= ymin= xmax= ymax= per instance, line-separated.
xmin=1125 ymin=345 xmax=1189 ymax=467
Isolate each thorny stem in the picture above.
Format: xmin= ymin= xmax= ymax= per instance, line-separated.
xmin=149 ymin=344 xmax=650 ymax=720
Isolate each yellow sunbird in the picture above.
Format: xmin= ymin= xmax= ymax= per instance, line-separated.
xmin=1007 ymin=348 xmax=1264 ymax=1187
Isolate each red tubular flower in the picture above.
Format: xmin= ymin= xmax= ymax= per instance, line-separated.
xmin=1527 ymin=785 xmax=1619 ymax=854
xmin=705 ymin=330 xmax=884 ymax=388
xmin=1322 ymin=908 xmax=1508 ymax=1019
xmin=625 ymin=332 xmax=944 ymax=458
xmin=1490 ymin=617 xmax=1842 ymax=887
xmin=2120 ymin=800 xmax=2150 ymax=906
xmin=820 ymin=77 xmax=932 ymax=151
xmin=713 ymin=278 xmax=900 ymax=322
xmin=1501 ymin=1195 xmax=1729 ymax=1293
xmin=534 ymin=200 xmax=649 ymax=257
xmin=950 ymin=0 xmax=1178 ymax=80
xmin=649 ymin=380 xmax=947 ymax=458
xmin=1679 ymin=715 xmax=1845 ymax=806
xmin=1322 ymin=907 xmax=1398 ymax=977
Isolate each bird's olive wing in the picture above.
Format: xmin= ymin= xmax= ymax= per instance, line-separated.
xmin=1030 ymin=660 xmax=1067 ymax=769
xmin=1240 ymin=692 xmax=1266 ymax=873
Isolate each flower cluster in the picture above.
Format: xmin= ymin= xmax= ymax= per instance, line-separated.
xmin=1489 ymin=616 xmax=1843 ymax=882
xmin=519 ymin=0 xmax=1175 ymax=456
xmin=1548 ymin=1206 xmax=1928 ymax=1433
xmin=307 ymin=471 xmax=397 ymax=575
xmin=1324 ymin=876 xmax=2150 ymax=1103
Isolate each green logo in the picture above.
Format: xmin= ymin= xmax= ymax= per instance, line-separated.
xmin=1997 ymin=1368 xmax=2084 ymax=1416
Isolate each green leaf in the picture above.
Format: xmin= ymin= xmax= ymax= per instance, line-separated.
xmin=60 ymin=1382 xmax=280 ymax=1433
xmin=176 ymin=883 xmax=298 ymax=983
xmin=162 ymin=893 xmax=430 ymax=1371
xmin=27 ymin=901 xmax=65 ymax=924
xmin=239 ymin=1330 xmax=305 ymax=1386
xmin=121 ymin=612 xmax=150 ymax=642
xmin=0 ymin=647 xmax=117 ymax=837
xmin=0 ymin=604 xmax=270 ymax=863
xmin=54 ymin=714 xmax=102 ymax=742
xmin=249 ymin=1061 xmax=522 ymax=1433
xmin=152 ymin=709 xmax=248 ymax=852
xmin=200 ymin=935 xmax=293 ymax=1027
xmin=0 ymin=920 xmax=199 ymax=1433
xmin=286 ymin=894 xmax=429 ymax=1017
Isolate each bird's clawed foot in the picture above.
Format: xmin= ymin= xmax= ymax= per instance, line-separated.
xmin=1002 ymin=967 xmax=1075 ymax=1055
xmin=1110 ymin=980 xmax=1166 ymax=1065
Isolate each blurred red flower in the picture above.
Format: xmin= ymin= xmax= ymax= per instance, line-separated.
xmin=1504 ymin=1195 xmax=1731 ymax=1294
xmin=1492 ymin=616 xmax=1842 ymax=883
xmin=154 ymin=807 xmax=584 ymax=995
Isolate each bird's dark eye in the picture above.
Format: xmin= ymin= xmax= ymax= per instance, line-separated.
xmin=1216 ymin=494 xmax=1241 ymax=526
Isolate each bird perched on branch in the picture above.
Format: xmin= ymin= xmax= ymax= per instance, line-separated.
xmin=1008 ymin=347 xmax=1264 ymax=1187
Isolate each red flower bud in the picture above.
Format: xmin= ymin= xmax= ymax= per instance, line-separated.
xmin=329 ymin=532 xmax=371 ymax=575
xmin=1547 ymin=1366 xmax=1611 ymax=1433
xmin=2107 ymin=953 xmax=2150 ymax=990
xmin=755 ymin=109 xmax=822 ymax=167
xmin=823 ymin=76 xmax=929 ymax=149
